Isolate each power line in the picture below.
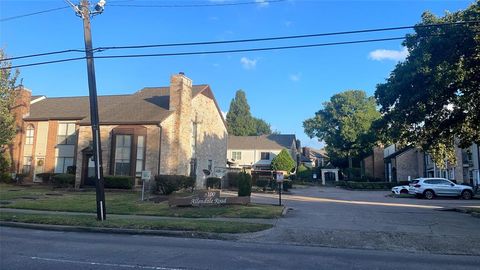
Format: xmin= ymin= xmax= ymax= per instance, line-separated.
xmin=0 ymin=6 xmax=70 ymax=22
xmin=95 ymin=21 xmax=480 ymax=51
xmin=3 ymin=20 xmax=479 ymax=62
xmin=109 ymin=0 xmax=287 ymax=8
xmin=2 ymin=36 xmax=408 ymax=70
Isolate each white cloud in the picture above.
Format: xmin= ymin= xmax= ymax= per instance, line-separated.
xmin=240 ymin=57 xmax=257 ymax=70
xmin=368 ymin=47 xmax=408 ymax=62
xmin=221 ymin=111 xmax=227 ymax=120
xmin=255 ymin=0 xmax=270 ymax=7
xmin=289 ymin=73 xmax=301 ymax=82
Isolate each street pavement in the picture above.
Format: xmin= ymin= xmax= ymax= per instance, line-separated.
xmin=232 ymin=186 xmax=480 ymax=255
xmin=2 ymin=226 xmax=480 ymax=270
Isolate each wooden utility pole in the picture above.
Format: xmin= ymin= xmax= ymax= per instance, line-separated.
xmin=78 ymin=0 xmax=106 ymax=220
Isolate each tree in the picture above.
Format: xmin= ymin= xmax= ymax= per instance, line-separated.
xmin=375 ymin=2 xmax=480 ymax=167
xmin=271 ymin=149 xmax=296 ymax=172
xmin=303 ymin=90 xmax=380 ymax=175
xmin=0 ymin=49 xmax=20 ymax=147
xmin=226 ymin=90 xmax=272 ymax=136
xmin=253 ymin=117 xmax=272 ymax=135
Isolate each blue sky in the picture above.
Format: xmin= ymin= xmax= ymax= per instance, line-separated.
xmin=0 ymin=0 xmax=474 ymax=149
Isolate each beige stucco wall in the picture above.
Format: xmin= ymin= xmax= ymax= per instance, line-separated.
xmin=227 ymin=149 xmax=295 ymax=167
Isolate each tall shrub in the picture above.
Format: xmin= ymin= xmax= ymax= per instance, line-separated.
xmin=271 ymin=149 xmax=295 ymax=172
xmin=238 ymin=171 xmax=252 ymax=197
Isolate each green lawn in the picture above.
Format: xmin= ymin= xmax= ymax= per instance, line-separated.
xmin=0 ymin=184 xmax=283 ymax=218
xmin=0 ymin=212 xmax=272 ymax=234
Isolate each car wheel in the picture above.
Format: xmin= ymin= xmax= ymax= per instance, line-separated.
xmin=461 ymin=190 xmax=473 ymax=200
xmin=423 ymin=190 xmax=435 ymax=200
xmin=400 ymin=189 xmax=408 ymax=195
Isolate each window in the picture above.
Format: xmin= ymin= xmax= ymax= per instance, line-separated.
xmin=207 ymin=160 xmax=213 ymax=172
xmin=135 ymin=136 xmax=145 ymax=177
xmin=191 ymin=122 xmax=197 ymax=157
xmin=114 ymin=135 xmax=132 ymax=176
xmin=261 ymin=152 xmax=270 ymax=160
xmin=232 ymin=151 xmax=241 ymax=160
xmin=54 ymin=157 xmax=74 ymax=173
xmin=57 ymin=122 xmax=76 ymax=145
xmin=22 ymin=156 xmax=32 ymax=175
xmin=25 ymin=125 xmax=34 ymax=145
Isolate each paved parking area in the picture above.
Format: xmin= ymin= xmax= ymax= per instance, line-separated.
xmin=239 ymin=186 xmax=480 ymax=255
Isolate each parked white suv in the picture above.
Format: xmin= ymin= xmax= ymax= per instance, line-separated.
xmin=408 ymin=178 xmax=474 ymax=200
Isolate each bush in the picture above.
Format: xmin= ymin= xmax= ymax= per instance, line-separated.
xmin=336 ymin=181 xmax=347 ymax=187
xmin=155 ymin=175 xmax=195 ymax=195
xmin=52 ymin=174 xmax=75 ymax=188
xmin=36 ymin=173 xmax=53 ymax=183
xmin=238 ymin=171 xmax=252 ymax=197
xmin=225 ymin=172 xmax=240 ymax=188
xmin=297 ymin=164 xmax=312 ymax=180
xmin=282 ymin=180 xmax=292 ymax=191
xmin=104 ymin=175 xmax=134 ymax=189
xmin=0 ymin=172 xmax=12 ymax=183
xmin=206 ymin=177 xmax=221 ymax=189
xmin=255 ymin=178 xmax=270 ymax=188
xmin=344 ymin=181 xmax=396 ymax=190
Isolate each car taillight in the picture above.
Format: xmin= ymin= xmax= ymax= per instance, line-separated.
xmin=414 ymin=184 xmax=421 ymax=188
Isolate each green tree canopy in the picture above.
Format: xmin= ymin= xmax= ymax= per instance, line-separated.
xmin=303 ymin=90 xmax=380 ymax=169
xmin=374 ymin=2 xmax=480 ymax=167
xmin=226 ymin=90 xmax=272 ymax=136
xmin=271 ymin=149 xmax=296 ymax=172
xmin=0 ymin=49 xmax=20 ymax=147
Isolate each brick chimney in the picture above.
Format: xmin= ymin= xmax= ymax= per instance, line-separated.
xmin=10 ymin=86 xmax=32 ymax=173
xmin=168 ymin=73 xmax=194 ymax=175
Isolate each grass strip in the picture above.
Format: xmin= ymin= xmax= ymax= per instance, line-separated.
xmin=0 ymin=212 xmax=272 ymax=234
xmin=0 ymin=184 xmax=283 ymax=219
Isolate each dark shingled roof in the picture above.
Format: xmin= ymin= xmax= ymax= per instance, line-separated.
xmin=228 ymin=134 xmax=296 ymax=150
xmin=25 ymin=85 xmax=210 ymax=124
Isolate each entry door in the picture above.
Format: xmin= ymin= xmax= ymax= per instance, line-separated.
xmin=83 ymin=154 xmax=96 ymax=186
xmin=33 ymin=157 xmax=45 ymax=183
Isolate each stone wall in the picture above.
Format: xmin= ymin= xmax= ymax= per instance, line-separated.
xmin=192 ymin=92 xmax=227 ymax=188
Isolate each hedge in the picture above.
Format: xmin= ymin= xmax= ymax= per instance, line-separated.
xmin=206 ymin=177 xmax=221 ymax=189
xmin=225 ymin=172 xmax=240 ymax=188
xmin=52 ymin=174 xmax=75 ymax=188
xmin=344 ymin=181 xmax=397 ymax=190
xmin=155 ymin=175 xmax=195 ymax=195
xmin=104 ymin=175 xmax=134 ymax=189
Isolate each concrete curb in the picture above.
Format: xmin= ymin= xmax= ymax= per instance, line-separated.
xmin=438 ymin=208 xmax=480 ymax=218
xmin=0 ymin=221 xmax=238 ymax=240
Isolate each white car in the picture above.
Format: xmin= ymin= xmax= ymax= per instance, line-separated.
xmin=408 ymin=177 xmax=474 ymax=200
xmin=391 ymin=184 xmax=410 ymax=195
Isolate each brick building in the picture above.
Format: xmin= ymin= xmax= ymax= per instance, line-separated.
xmin=8 ymin=73 xmax=227 ymax=188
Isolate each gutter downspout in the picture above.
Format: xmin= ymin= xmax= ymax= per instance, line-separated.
xmin=157 ymin=124 xmax=162 ymax=176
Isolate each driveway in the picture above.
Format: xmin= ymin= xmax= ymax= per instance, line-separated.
xmin=238 ymin=186 xmax=480 ymax=255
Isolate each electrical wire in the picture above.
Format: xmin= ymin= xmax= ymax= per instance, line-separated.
xmin=2 ymin=20 xmax=479 ymax=62
xmin=0 ymin=0 xmax=286 ymax=22
xmin=108 ymin=0 xmax=287 ymax=8
xmin=1 ymin=36 xmax=408 ymax=70
xmin=0 ymin=6 xmax=70 ymax=22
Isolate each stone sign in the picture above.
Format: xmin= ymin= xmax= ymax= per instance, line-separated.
xmin=169 ymin=190 xmax=250 ymax=207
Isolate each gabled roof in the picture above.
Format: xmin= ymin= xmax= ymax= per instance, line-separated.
xmin=228 ymin=134 xmax=296 ymax=150
xmin=24 ymin=84 xmax=217 ymax=125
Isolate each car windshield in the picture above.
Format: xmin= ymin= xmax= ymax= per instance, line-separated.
xmin=411 ymin=180 xmax=420 ymax=184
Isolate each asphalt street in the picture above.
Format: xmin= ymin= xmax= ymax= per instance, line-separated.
xmin=1 ymin=226 xmax=480 ymax=270
xmin=233 ymin=187 xmax=480 ymax=255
